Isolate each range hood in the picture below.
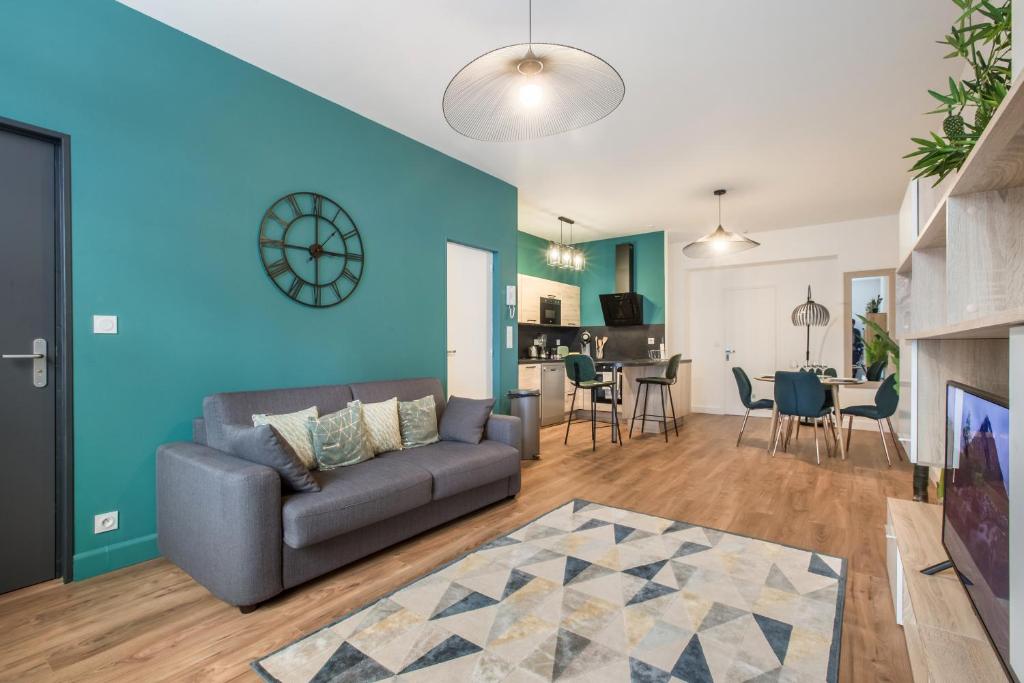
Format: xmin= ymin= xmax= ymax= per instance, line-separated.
xmin=600 ymin=244 xmax=644 ymax=326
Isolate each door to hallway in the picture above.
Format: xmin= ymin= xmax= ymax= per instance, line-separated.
xmin=723 ymin=286 xmax=776 ymax=415
xmin=445 ymin=242 xmax=493 ymax=399
xmin=0 ymin=121 xmax=71 ymax=592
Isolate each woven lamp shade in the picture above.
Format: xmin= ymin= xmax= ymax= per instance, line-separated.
xmin=791 ymin=288 xmax=830 ymax=327
xmin=443 ymin=43 xmax=625 ymax=142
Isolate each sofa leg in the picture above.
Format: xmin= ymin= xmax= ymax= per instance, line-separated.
xmin=238 ymin=604 xmax=259 ymax=614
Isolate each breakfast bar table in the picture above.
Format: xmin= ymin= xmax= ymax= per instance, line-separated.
xmin=754 ymin=374 xmax=865 ymax=459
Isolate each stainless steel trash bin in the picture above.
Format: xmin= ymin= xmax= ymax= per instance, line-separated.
xmin=508 ymin=388 xmax=541 ymax=460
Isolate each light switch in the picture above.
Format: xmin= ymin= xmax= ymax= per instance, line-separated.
xmin=506 ymin=326 xmax=514 ymax=349
xmin=93 ymin=315 xmax=118 ymax=334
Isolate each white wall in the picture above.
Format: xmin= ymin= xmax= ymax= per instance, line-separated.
xmin=668 ymin=214 xmax=899 ymax=417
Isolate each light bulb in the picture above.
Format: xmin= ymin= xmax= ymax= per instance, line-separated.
xmin=547 ymin=244 xmax=561 ymax=266
xmin=519 ymin=81 xmax=543 ymax=108
xmin=711 ymin=237 xmax=728 ymax=253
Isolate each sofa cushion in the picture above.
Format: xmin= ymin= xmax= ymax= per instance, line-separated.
xmin=351 ymin=397 xmax=403 ymax=454
xmin=253 ymin=406 xmax=318 ymax=469
xmin=439 ymin=396 xmax=494 ymax=444
xmin=349 ymin=378 xmax=445 ymax=421
xmin=308 ymin=403 xmax=374 ymax=470
xmin=382 ymin=439 xmax=520 ymax=500
xmin=399 ymin=395 xmax=440 ymax=448
xmin=203 ymin=384 xmax=354 ymax=452
xmin=220 ymin=423 xmax=320 ymax=493
xmin=281 ymin=457 xmax=432 ymax=548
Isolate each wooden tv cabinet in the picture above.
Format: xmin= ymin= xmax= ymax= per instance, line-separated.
xmin=886 ymin=498 xmax=1008 ymax=681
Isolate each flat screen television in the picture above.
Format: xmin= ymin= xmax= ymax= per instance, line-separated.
xmin=944 ymin=381 xmax=1012 ymax=677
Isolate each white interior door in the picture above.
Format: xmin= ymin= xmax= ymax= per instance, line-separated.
xmin=723 ymin=286 xmax=776 ymax=415
xmin=446 ymin=242 xmax=493 ymax=399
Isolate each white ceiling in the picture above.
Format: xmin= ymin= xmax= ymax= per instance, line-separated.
xmin=120 ymin=0 xmax=959 ymax=242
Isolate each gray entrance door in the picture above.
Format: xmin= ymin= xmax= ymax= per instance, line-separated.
xmin=0 ymin=127 xmax=58 ymax=593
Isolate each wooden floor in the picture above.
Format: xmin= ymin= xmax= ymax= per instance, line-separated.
xmin=0 ymin=413 xmax=920 ymax=682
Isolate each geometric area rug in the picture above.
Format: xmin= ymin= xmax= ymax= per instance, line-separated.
xmin=253 ymin=500 xmax=847 ymax=682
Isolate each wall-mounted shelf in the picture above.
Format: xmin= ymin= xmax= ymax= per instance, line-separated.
xmin=903 ymin=308 xmax=1024 ymax=341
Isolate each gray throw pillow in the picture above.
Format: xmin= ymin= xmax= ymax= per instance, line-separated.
xmin=399 ymin=395 xmax=440 ymax=448
xmin=439 ymin=396 xmax=494 ymax=444
xmin=308 ymin=403 xmax=375 ymax=469
xmin=220 ymin=423 xmax=321 ymax=493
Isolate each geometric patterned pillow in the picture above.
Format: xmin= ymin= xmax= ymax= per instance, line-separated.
xmin=398 ymin=395 xmax=440 ymax=448
xmin=252 ymin=405 xmax=319 ymax=470
xmin=307 ymin=402 xmax=374 ymax=470
xmin=349 ymin=397 xmax=403 ymax=454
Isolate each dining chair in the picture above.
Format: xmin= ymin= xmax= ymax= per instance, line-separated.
xmin=865 ymin=359 xmax=888 ymax=381
xmin=630 ymin=354 xmax=682 ymax=442
xmin=772 ymin=371 xmax=835 ymax=464
xmin=564 ymin=354 xmax=621 ymax=451
xmin=730 ymin=367 xmax=773 ymax=446
xmin=840 ymin=374 xmax=902 ymax=466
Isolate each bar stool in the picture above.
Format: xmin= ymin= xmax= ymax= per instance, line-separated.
xmin=564 ymin=354 xmax=621 ymax=451
xmin=629 ymin=354 xmax=682 ymax=442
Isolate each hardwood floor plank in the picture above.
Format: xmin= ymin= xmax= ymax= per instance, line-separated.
xmin=0 ymin=414 xmax=916 ymax=681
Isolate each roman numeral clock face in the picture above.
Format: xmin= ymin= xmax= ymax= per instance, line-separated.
xmin=258 ymin=192 xmax=364 ymax=307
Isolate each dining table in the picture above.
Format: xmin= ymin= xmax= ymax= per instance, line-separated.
xmin=753 ymin=374 xmax=866 ymax=460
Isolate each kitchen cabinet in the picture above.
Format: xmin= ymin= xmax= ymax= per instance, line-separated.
xmin=517 ymin=273 xmax=580 ymax=327
xmin=518 ymin=363 xmax=541 ymax=391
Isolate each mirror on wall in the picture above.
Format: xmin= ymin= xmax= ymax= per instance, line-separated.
xmin=843 ymin=269 xmax=896 ymax=381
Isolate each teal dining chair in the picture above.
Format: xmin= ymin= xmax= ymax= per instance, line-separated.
xmin=772 ymin=371 xmax=835 ymax=464
xmin=731 ymin=367 xmax=773 ymax=446
xmin=840 ymin=374 xmax=902 ymax=466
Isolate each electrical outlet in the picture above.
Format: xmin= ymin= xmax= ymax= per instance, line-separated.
xmin=647 ymin=337 xmax=655 ymax=344
xmin=94 ymin=511 xmax=118 ymax=534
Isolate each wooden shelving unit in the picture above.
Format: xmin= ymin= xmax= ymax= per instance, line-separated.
xmin=893 ymin=71 xmax=1023 ymax=680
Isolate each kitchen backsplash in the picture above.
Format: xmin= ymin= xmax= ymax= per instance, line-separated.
xmin=519 ymin=323 xmax=667 ymax=360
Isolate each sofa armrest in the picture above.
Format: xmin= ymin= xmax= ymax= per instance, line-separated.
xmin=485 ymin=414 xmax=522 ymax=455
xmin=156 ymin=441 xmax=282 ymax=607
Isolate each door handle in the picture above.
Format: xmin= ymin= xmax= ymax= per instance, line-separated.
xmin=446 ymin=349 xmax=456 ymax=354
xmin=724 ymin=346 xmax=735 ymax=361
xmin=2 ymin=338 xmax=47 ymax=388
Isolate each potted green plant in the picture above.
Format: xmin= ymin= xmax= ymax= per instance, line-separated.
xmin=857 ymin=314 xmax=900 ymax=386
xmin=905 ymin=0 xmax=1011 ymax=185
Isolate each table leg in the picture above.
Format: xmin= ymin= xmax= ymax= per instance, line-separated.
xmin=768 ymin=403 xmax=780 ymax=454
xmin=832 ymin=385 xmax=846 ymax=460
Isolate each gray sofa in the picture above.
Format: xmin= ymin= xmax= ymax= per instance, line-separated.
xmin=156 ymin=378 xmax=521 ymax=612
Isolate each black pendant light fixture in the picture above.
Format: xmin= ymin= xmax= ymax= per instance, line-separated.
xmin=791 ymin=285 xmax=831 ymax=363
xmin=546 ymin=216 xmax=585 ymax=271
xmin=443 ymin=0 xmax=625 ymax=142
xmin=682 ymin=189 xmax=761 ymax=258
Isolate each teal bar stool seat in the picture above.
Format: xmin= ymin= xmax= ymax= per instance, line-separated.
xmin=629 ymin=354 xmax=683 ymax=442
xmin=564 ymin=354 xmax=621 ymax=451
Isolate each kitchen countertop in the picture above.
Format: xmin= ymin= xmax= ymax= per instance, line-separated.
xmin=519 ymin=357 xmax=692 ymax=366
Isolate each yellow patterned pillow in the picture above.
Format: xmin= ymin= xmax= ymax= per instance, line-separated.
xmin=349 ymin=397 xmax=402 ymax=454
xmin=253 ymin=406 xmax=319 ymax=469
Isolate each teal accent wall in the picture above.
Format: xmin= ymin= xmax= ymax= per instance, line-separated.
xmin=518 ymin=230 xmax=664 ymax=325
xmin=1 ymin=1 xmax=518 ymax=579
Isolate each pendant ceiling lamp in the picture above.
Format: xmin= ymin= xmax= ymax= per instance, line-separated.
xmin=546 ymin=216 xmax=585 ymax=271
xmin=682 ymin=189 xmax=761 ymax=258
xmin=443 ymin=0 xmax=625 ymax=142
xmin=791 ymin=285 xmax=831 ymax=363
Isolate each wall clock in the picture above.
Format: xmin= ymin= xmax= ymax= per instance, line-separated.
xmin=258 ymin=192 xmax=364 ymax=308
